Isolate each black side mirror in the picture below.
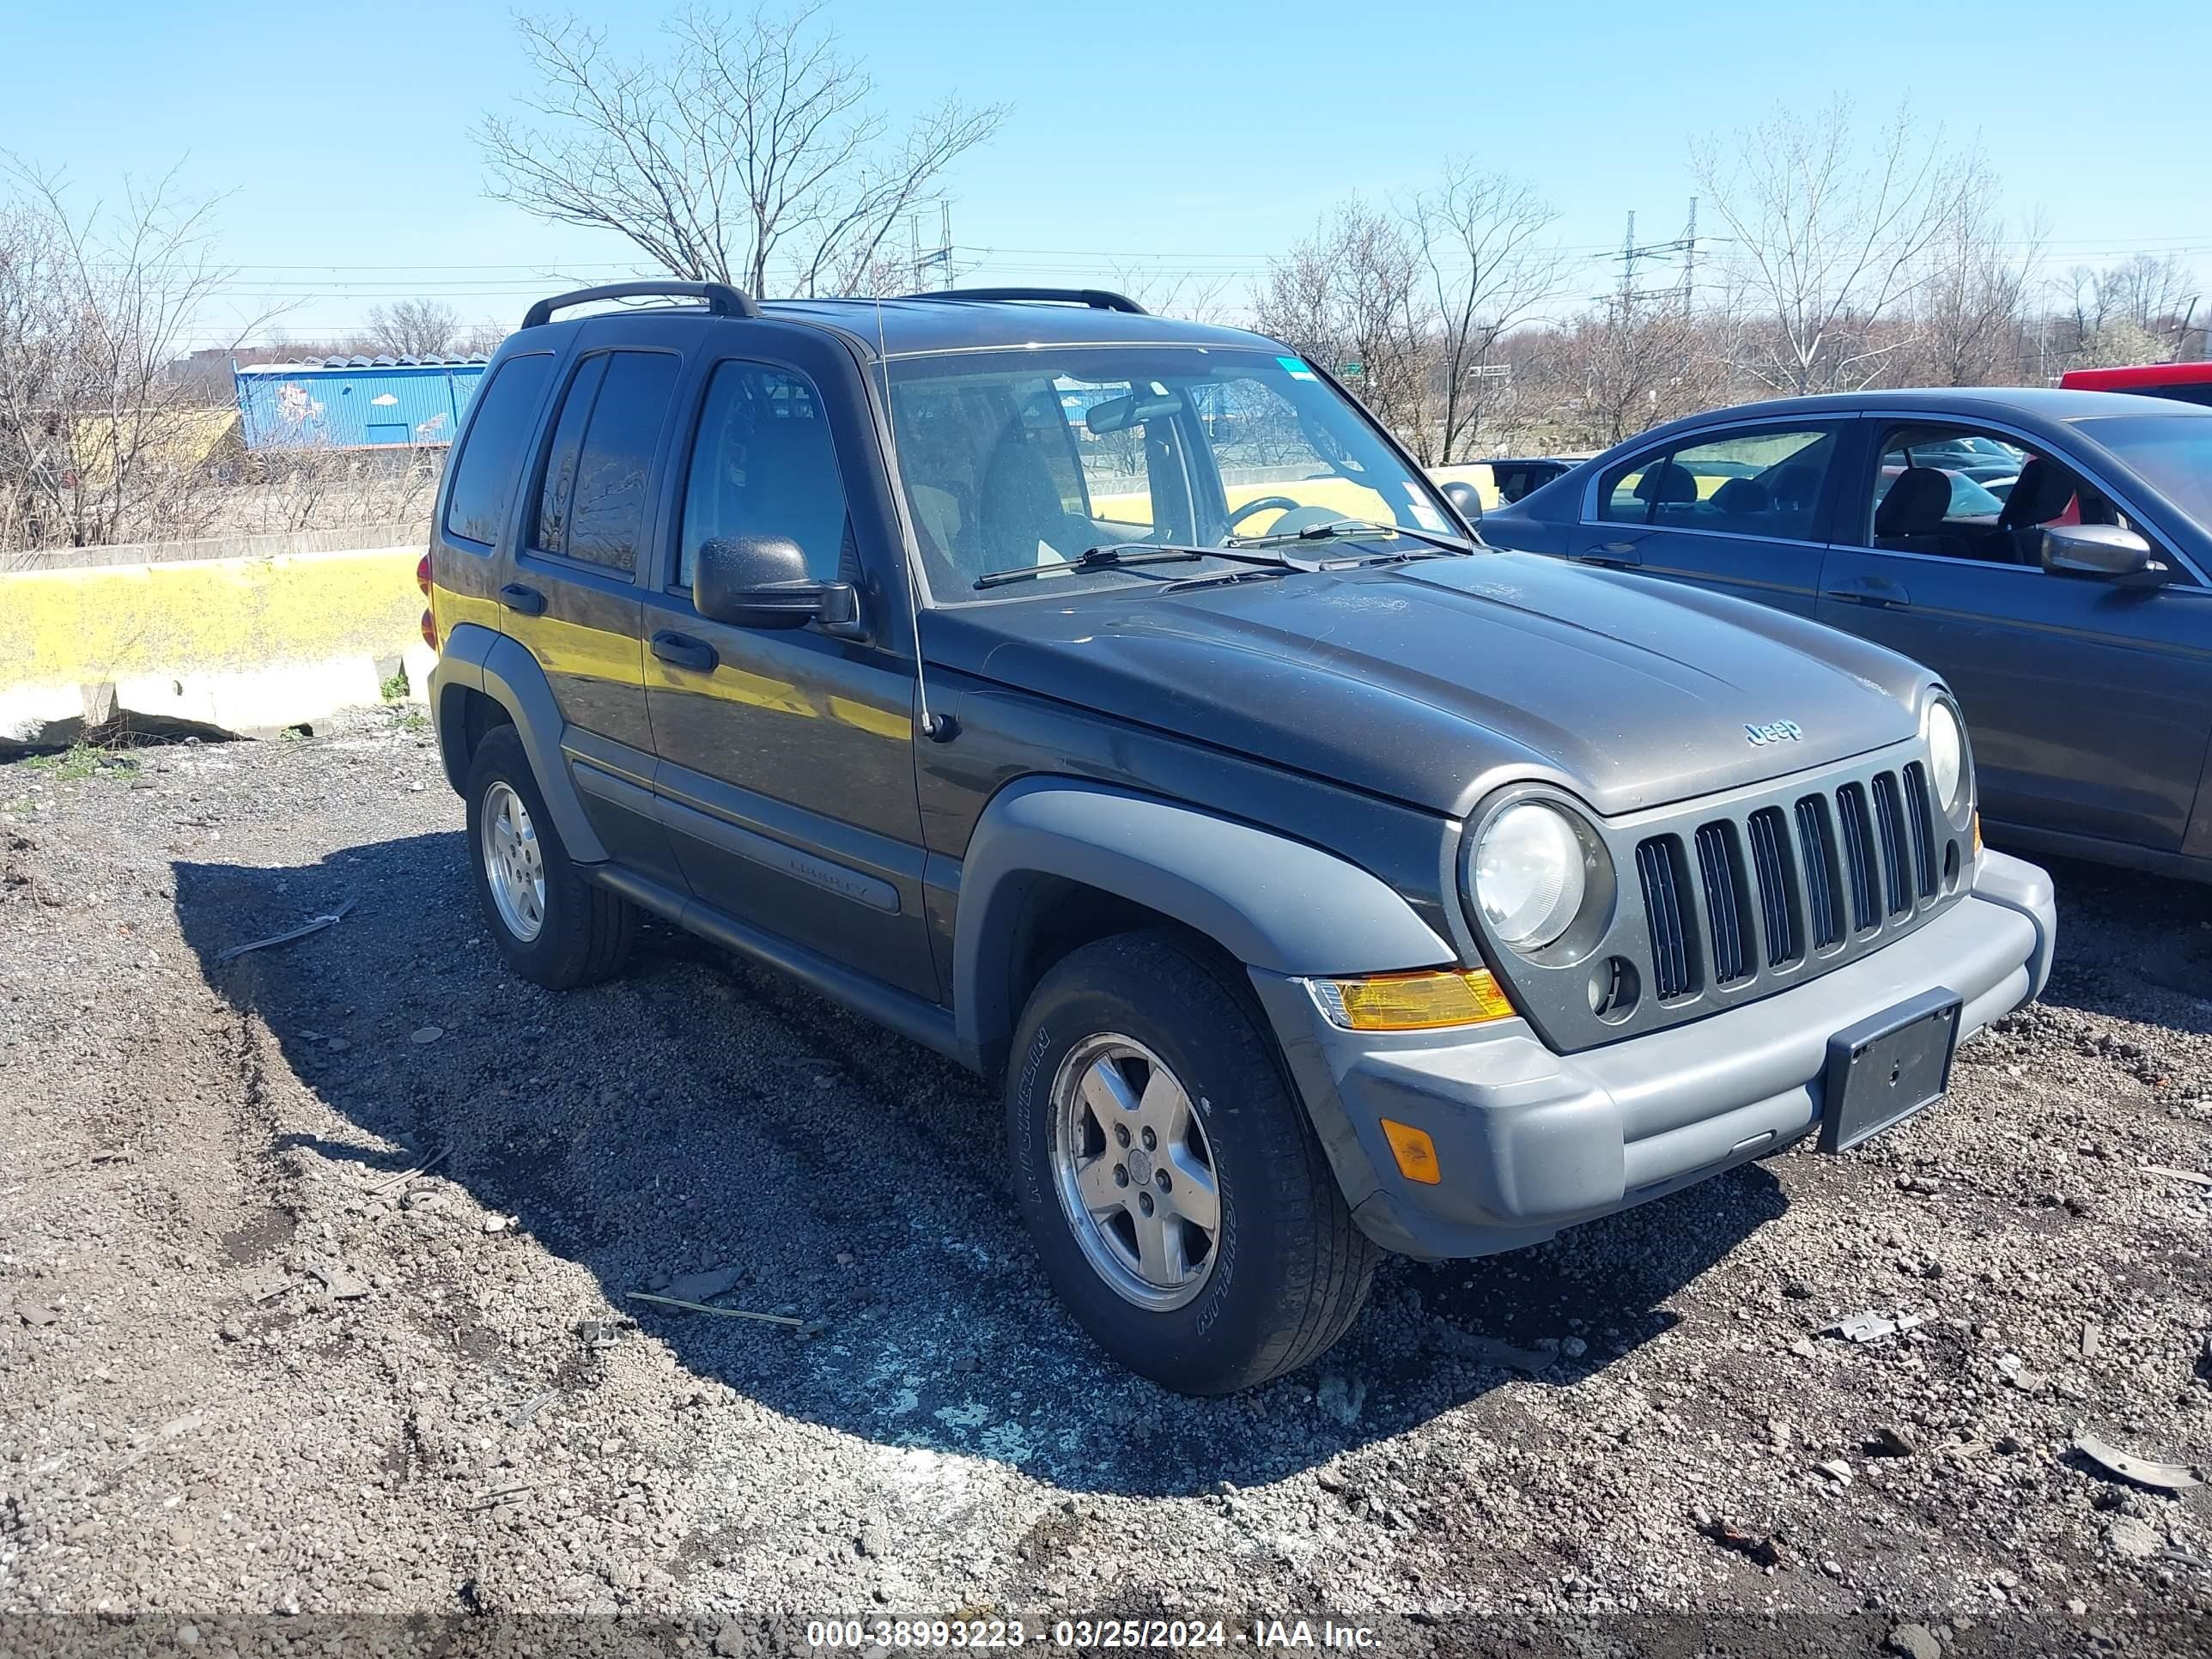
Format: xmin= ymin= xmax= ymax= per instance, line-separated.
xmin=694 ymin=534 xmax=860 ymax=633
xmin=1440 ymin=479 xmax=1484 ymax=528
xmin=2040 ymin=524 xmax=2160 ymax=581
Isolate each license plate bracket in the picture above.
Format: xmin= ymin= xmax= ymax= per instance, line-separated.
xmin=1820 ymin=987 xmax=1961 ymax=1153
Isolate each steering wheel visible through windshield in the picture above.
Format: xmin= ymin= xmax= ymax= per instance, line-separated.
xmin=882 ymin=345 xmax=1457 ymax=599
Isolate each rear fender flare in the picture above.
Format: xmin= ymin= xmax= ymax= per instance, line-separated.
xmin=429 ymin=623 xmax=607 ymax=864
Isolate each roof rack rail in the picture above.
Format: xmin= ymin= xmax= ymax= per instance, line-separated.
xmin=901 ymin=286 xmax=1149 ymax=315
xmin=521 ymin=280 xmax=762 ymax=330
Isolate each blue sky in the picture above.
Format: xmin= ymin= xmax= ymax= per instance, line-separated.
xmin=6 ymin=0 xmax=2208 ymax=348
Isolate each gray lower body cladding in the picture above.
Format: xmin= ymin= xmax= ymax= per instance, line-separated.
xmin=1254 ymin=849 xmax=2055 ymax=1260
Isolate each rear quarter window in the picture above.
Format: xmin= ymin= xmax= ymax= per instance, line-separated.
xmin=442 ymin=354 xmax=554 ymax=547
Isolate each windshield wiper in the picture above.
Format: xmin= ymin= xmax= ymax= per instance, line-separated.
xmin=1230 ymin=517 xmax=1474 ymax=556
xmin=1157 ymin=566 xmax=1291 ymax=594
xmin=974 ymin=543 xmax=1295 ymax=589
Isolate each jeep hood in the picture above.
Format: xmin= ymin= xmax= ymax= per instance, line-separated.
xmin=930 ymin=550 xmax=1932 ymax=820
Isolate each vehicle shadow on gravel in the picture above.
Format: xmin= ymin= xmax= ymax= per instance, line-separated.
xmin=173 ymin=831 xmax=1786 ymax=1498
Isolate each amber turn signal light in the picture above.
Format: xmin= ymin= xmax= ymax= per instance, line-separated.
xmin=1380 ymin=1119 xmax=1443 ymax=1184
xmin=416 ymin=553 xmax=433 ymax=597
xmin=1310 ymin=968 xmax=1516 ymax=1032
xmin=421 ymin=608 xmax=438 ymax=651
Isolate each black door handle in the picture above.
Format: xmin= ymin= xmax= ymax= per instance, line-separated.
xmin=651 ymin=630 xmax=718 ymax=673
xmin=1576 ymin=541 xmax=1643 ymax=568
xmin=498 ymin=583 xmax=545 ymax=616
xmin=1823 ymin=578 xmax=1911 ymax=608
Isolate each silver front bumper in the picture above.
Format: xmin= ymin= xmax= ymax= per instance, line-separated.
xmin=1255 ymin=849 xmax=2055 ymax=1258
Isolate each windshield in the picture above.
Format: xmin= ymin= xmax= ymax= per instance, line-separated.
xmin=883 ymin=345 xmax=1457 ymax=599
xmin=2075 ymin=414 xmax=2212 ymax=522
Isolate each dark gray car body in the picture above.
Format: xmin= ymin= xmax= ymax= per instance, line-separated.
xmin=427 ymin=300 xmax=2052 ymax=1261
xmin=1480 ymin=388 xmax=2212 ymax=880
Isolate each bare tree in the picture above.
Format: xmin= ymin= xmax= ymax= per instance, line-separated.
xmin=1557 ymin=302 xmax=1727 ymax=446
xmin=2060 ymin=264 xmax=2111 ymax=343
xmin=2067 ymin=317 xmax=2168 ymax=371
xmin=477 ymin=5 xmax=1008 ymax=298
xmin=456 ymin=318 xmax=512 ymax=357
xmin=2096 ymin=252 xmax=2197 ymax=343
xmin=1253 ymin=201 xmax=1430 ymax=441
xmin=1915 ymin=155 xmax=2040 ymax=386
xmin=1402 ymin=161 xmax=1563 ymax=464
xmin=1692 ymin=99 xmax=1960 ymax=394
xmin=363 ymin=298 xmax=464 ymax=357
xmin=0 ymin=157 xmax=272 ymax=554
xmin=1104 ymin=264 xmax=1237 ymax=325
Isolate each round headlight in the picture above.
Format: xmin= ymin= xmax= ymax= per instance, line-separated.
xmin=1474 ymin=802 xmax=1587 ymax=950
xmin=1927 ymin=701 xmax=1966 ymax=817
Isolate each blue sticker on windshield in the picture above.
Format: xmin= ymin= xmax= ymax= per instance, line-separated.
xmin=1277 ymin=356 xmax=1317 ymax=381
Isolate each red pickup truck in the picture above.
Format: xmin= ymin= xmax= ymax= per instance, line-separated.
xmin=2058 ymin=362 xmax=2212 ymax=407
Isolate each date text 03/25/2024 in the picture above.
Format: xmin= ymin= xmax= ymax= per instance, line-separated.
xmin=805 ymin=1619 xmax=1379 ymax=1649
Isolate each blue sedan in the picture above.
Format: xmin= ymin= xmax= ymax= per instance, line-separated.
xmin=1478 ymin=388 xmax=2212 ymax=879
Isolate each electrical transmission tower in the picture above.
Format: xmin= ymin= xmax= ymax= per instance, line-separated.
xmin=910 ymin=202 xmax=955 ymax=291
xmin=1607 ymin=199 xmax=1701 ymax=319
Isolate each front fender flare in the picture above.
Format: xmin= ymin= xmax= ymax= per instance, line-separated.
xmin=952 ymin=777 xmax=1454 ymax=1062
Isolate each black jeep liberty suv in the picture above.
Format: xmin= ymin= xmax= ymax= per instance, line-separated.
xmin=426 ymin=281 xmax=2055 ymax=1394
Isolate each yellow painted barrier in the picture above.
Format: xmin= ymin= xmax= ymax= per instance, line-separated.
xmin=2 ymin=547 xmax=424 ymax=686
xmin=2 ymin=546 xmax=431 ymax=744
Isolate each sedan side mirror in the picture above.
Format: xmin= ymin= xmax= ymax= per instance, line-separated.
xmin=2040 ymin=523 xmax=2161 ymax=581
xmin=695 ymin=534 xmax=860 ymax=633
xmin=1439 ymin=479 xmax=1484 ymax=528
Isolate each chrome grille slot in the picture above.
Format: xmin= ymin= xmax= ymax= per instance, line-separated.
xmin=1796 ymin=795 xmax=1842 ymax=951
xmin=1635 ymin=836 xmax=1697 ymax=1001
xmin=1835 ymin=781 xmax=1880 ymax=932
xmin=1902 ymin=763 xmax=1938 ymax=899
xmin=1694 ymin=821 xmax=1753 ymax=985
xmin=1871 ymin=771 xmax=1911 ymax=916
xmin=1746 ymin=806 xmax=1801 ymax=966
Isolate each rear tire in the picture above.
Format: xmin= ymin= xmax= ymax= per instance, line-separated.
xmin=465 ymin=724 xmax=635 ymax=989
xmin=1006 ymin=929 xmax=1378 ymax=1394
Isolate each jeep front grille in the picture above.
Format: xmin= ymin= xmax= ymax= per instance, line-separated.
xmin=1619 ymin=757 xmax=1954 ymax=1018
xmin=1470 ymin=737 xmax=1972 ymax=1054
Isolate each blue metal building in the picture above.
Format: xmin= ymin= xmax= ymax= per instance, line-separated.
xmin=233 ymin=356 xmax=489 ymax=451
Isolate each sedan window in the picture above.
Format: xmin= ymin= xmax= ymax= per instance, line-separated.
xmin=1597 ymin=456 xmax=1659 ymax=521
xmin=1655 ymin=429 xmax=1834 ymax=540
xmin=1595 ymin=428 xmax=1834 ymax=538
xmin=1867 ymin=422 xmax=2145 ymax=569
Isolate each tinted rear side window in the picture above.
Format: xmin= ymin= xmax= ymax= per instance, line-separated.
xmin=533 ymin=356 xmax=609 ymax=558
xmin=565 ymin=351 xmax=680 ymax=573
xmin=443 ymin=354 xmax=553 ymax=546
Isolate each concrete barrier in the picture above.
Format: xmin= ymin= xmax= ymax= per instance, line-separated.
xmin=0 ymin=543 xmax=434 ymax=750
xmin=9 ymin=521 xmax=427 ymax=571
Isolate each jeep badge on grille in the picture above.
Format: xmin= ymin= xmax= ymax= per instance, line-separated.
xmin=1746 ymin=720 xmax=1803 ymax=745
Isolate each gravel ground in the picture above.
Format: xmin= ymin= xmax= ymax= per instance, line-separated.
xmin=3 ymin=716 xmax=2210 ymax=1656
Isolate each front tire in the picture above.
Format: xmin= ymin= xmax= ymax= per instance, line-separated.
xmin=1006 ymin=930 xmax=1378 ymax=1394
xmin=465 ymin=724 xmax=635 ymax=989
